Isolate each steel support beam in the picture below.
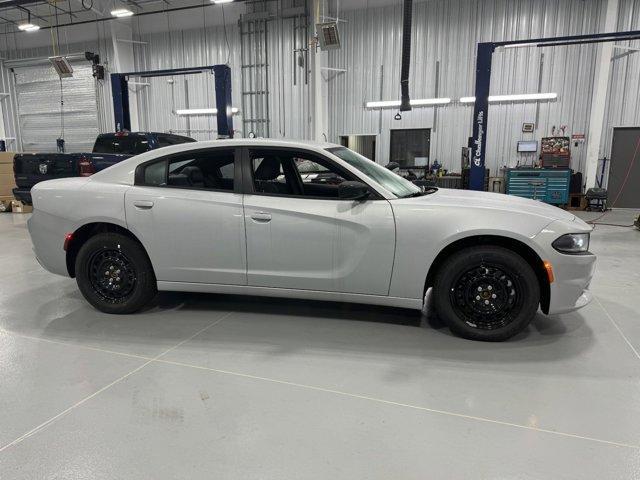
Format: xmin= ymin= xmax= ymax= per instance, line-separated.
xmin=585 ymin=0 xmax=619 ymax=190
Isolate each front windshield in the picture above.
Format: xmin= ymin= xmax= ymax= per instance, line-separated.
xmin=327 ymin=147 xmax=422 ymax=198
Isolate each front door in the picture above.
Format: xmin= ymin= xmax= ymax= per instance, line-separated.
xmin=242 ymin=147 xmax=395 ymax=295
xmin=125 ymin=147 xmax=247 ymax=285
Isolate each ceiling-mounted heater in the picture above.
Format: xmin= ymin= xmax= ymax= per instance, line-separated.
xmin=316 ymin=22 xmax=341 ymax=50
xmin=49 ymin=56 xmax=74 ymax=78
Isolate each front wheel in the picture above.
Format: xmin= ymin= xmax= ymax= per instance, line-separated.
xmin=433 ymin=246 xmax=540 ymax=341
xmin=75 ymin=233 xmax=157 ymax=314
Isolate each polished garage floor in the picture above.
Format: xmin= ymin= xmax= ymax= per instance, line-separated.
xmin=0 ymin=210 xmax=639 ymax=479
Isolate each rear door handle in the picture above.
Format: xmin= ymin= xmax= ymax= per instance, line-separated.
xmin=133 ymin=200 xmax=154 ymax=209
xmin=250 ymin=211 xmax=272 ymax=222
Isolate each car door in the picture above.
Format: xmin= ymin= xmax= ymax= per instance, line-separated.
xmin=242 ymin=147 xmax=395 ymax=296
xmin=125 ymin=147 xmax=246 ymax=285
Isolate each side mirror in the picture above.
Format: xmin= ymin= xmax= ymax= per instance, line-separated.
xmin=338 ymin=181 xmax=370 ymax=201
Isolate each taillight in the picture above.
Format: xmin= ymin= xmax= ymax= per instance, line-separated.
xmin=78 ymin=158 xmax=96 ymax=176
xmin=63 ymin=232 xmax=73 ymax=251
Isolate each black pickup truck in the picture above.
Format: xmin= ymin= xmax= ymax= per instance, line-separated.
xmin=13 ymin=131 xmax=195 ymax=204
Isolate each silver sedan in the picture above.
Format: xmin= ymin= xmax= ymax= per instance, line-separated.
xmin=28 ymin=139 xmax=595 ymax=341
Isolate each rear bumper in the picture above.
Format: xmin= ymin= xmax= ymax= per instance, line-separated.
xmin=12 ymin=187 xmax=32 ymax=204
xmin=27 ymin=210 xmax=72 ymax=277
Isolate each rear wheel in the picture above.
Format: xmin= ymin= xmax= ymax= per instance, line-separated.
xmin=75 ymin=233 xmax=157 ymax=314
xmin=433 ymin=246 xmax=540 ymax=341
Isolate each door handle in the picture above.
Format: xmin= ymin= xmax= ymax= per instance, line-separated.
xmin=250 ymin=211 xmax=272 ymax=222
xmin=133 ymin=200 xmax=154 ymax=209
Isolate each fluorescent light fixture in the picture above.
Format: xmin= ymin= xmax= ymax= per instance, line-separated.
xmin=365 ymin=98 xmax=451 ymax=108
xmin=490 ymin=93 xmax=557 ymax=102
xmin=176 ymin=108 xmax=239 ymax=115
xmin=411 ymin=98 xmax=451 ymax=106
xmin=211 ymin=0 xmax=234 ymax=3
xmin=111 ymin=8 xmax=134 ymax=17
xmin=459 ymin=93 xmax=557 ymax=103
xmin=501 ymin=43 xmax=537 ymax=49
xmin=18 ymin=23 xmax=40 ymax=32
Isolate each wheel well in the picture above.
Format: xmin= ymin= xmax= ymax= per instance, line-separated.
xmin=423 ymin=235 xmax=551 ymax=314
xmin=65 ymin=222 xmax=144 ymax=278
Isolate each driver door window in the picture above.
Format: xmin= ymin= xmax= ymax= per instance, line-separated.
xmin=250 ymin=150 xmax=350 ymax=199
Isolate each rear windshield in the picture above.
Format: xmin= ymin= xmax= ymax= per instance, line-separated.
xmin=93 ymin=135 xmax=151 ymax=155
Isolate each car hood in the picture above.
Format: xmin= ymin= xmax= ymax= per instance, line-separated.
xmin=400 ymin=188 xmax=577 ymax=223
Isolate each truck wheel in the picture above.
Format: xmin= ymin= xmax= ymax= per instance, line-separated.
xmin=433 ymin=246 xmax=540 ymax=341
xmin=75 ymin=233 xmax=157 ymax=314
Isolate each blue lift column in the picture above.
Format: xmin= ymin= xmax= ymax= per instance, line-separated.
xmin=213 ymin=64 xmax=233 ymax=138
xmin=111 ymin=74 xmax=131 ymax=132
xmin=111 ymin=65 xmax=234 ymax=138
xmin=469 ymin=42 xmax=494 ymax=191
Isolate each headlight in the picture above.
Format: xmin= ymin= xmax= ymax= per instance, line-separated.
xmin=552 ymin=233 xmax=590 ymax=254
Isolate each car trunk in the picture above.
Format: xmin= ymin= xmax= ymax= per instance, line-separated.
xmin=13 ymin=153 xmax=80 ymax=188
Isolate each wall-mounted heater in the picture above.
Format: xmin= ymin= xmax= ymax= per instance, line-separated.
xmin=317 ymin=22 xmax=341 ymax=50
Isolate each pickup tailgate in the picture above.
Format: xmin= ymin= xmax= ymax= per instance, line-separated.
xmin=13 ymin=153 xmax=80 ymax=188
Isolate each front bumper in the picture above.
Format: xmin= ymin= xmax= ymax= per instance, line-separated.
xmin=534 ymin=220 xmax=597 ymax=315
xmin=547 ymin=252 xmax=596 ymax=314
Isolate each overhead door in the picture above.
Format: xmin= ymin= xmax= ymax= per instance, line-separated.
xmin=13 ymin=61 xmax=99 ymax=153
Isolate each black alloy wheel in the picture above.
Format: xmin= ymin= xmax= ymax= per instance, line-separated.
xmin=433 ymin=246 xmax=540 ymax=341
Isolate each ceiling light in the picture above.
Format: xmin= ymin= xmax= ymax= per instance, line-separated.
xmin=489 ymin=93 xmax=557 ymax=102
xmin=459 ymin=93 xmax=558 ymax=103
xmin=18 ymin=23 xmax=40 ymax=32
xmin=366 ymin=98 xmax=451 ymax=108
xmin=111 ymin=8 xmax=134 ymax=17
xmin=211 ymin=0 xmax=234 ymax=4
xmin=176 ymin=108 xmax=239 ymax=115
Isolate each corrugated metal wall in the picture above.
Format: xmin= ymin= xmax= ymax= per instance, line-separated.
xmin=328 ymin=0 xmax=605 ymax=174
xmin=132 ymin=16 xmax=311 ymax=141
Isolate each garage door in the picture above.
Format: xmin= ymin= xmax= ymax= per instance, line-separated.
xmin=13 ymin=61 xmax=99 ymax=153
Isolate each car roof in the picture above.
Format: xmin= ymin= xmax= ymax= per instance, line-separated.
xmin=178 ymin=138 xmax=341 ymax=149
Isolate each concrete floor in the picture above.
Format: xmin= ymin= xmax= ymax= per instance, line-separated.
xmin=0 ymin=209 xmax=639 ymax=479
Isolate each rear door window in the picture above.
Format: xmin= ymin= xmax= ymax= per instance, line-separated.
xmin=138 ymin=149 xmax=236 ymax=191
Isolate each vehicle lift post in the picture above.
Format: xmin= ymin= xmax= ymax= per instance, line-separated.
xmin=110 ymin=64 xmax=234 ymax=138
xmin=469 ymin=30 xmax=640 ymax=191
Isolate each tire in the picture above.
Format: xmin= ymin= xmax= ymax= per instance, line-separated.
xmin=75 ymin=232 xmax=157 ymax=314
xmin=433 ymin=246 xmax=540 ymax=341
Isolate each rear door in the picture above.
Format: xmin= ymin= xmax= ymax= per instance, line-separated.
xmin=242 ymin=147 xmax=396 ymax=295
xmin=125 ymin=147 xmax=246 ymax=285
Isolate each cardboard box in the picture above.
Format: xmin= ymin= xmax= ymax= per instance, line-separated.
xmin=0 ymin=152 xmax=15 ymax=163
xmin=0 ymin=173 xmax=15 ymax=197
xmin=0 ymin=195 xmax=12 ymax=212
xmin=10 ymin=200 xmax=32 ymax=214
xmin=0 ymin=163 xmax=13 ymax=175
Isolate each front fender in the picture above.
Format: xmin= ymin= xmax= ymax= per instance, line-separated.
xmin=388 ymin=202 xmax=552 ymax=299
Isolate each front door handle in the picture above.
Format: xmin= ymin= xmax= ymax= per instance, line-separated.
xmin=133 ymin=200 xmax=154 ymax=209
xmin=250 ymin=211 xmax=272 ymax=222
